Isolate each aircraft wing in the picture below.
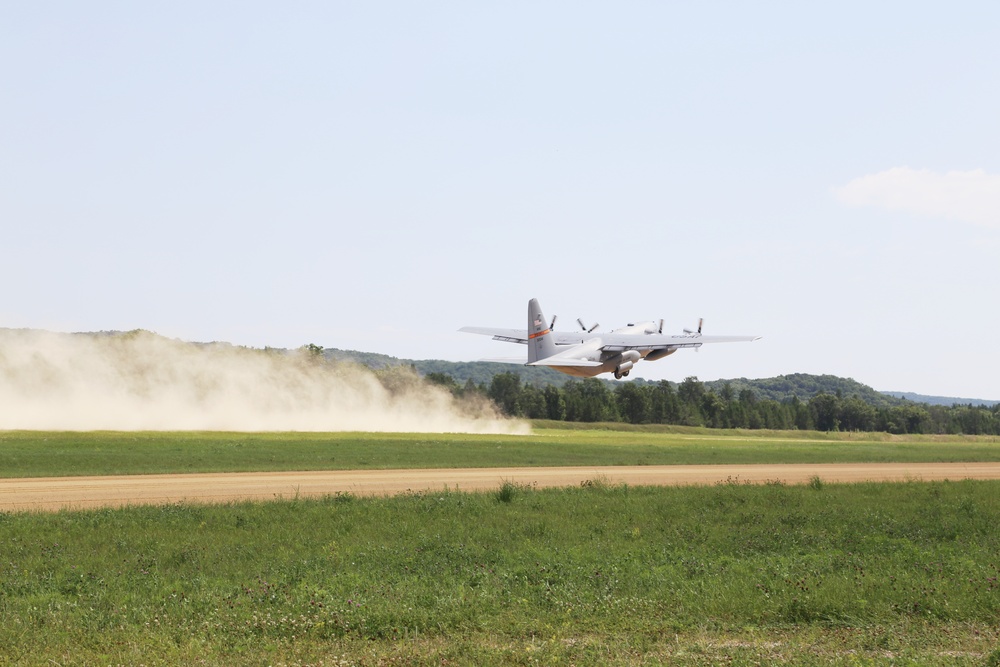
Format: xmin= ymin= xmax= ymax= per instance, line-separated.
xmin=598 ymin=333 xmax=762 ymax=352
xmin=549 ymin=332 xmax=603 ymax=345
xmin=460 ymin=327 xmax=761 ymax=350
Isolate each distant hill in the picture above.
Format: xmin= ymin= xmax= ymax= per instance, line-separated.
xmin=882 ymin=391 xmax=999 ymax=408
xmin=701 ymin=374 xmax=906 ymax=408
xmin=323 ymin=350 xmax=991 ymax=409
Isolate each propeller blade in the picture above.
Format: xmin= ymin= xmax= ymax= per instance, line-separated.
xmin=549 ymin=315 xmax=557 ymax=330
xmin=588 ymin=323 xmax=599 ymax=333
xmin=698 ymin=318 xmax=703 ymax=334
xmin=658 ymin=319 xmax=664 ymax=334
xmin=577 ymin=318 xmax=587 ymax=331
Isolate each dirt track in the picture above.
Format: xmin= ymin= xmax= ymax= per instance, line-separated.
xmin=3 ymin=462 xmax=1000 ymax=512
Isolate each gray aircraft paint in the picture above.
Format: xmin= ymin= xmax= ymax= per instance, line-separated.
xmin=527 ymin=298 xmax=557 ymax=364
xmin=461 ymin=298 xmax=760 ymax=380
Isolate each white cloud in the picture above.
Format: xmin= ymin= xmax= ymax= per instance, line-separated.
xmin=833 ymin=167 xmax=1000 ymax=228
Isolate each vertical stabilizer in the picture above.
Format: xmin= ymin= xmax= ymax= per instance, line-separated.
xmin=527 ymin=298 xmax=557 ymax=363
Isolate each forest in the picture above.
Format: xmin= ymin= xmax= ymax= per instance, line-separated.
xmin=427 ymin=372 xmax=1000 ymax=436
xmin=321 ymin=347 xmax=999 ymax=435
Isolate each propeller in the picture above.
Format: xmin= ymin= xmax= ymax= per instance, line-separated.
xmin=577 ymin=318 xmax=599 ymax=333
xmin=683 ymin=318 xmax=704 ymax=335
xmin=549 ymin=315 xmax=557 ymax=330
xmin=658 ymin=319 xmax=664 ymax=334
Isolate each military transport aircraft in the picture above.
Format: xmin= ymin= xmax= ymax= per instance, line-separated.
xmin=460 ymin=298 xmax=761 ymax=379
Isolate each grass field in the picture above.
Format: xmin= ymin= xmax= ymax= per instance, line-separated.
xmin=3 ymin=479 xmax=1000 ymax=665
xmin=1 ymin=424 xmax=999 ymax=478
xmin=2 ymin=425 xmax=1000 ymax=665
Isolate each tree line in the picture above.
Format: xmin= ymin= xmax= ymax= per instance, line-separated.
xmin=426 ymin=372 xmax=1000 ymax=436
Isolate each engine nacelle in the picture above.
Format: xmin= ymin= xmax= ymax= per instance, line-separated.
xmin=644 ymin=348 xmax=677 ymax=362
xmin=618 ymin=350 xmax=641 ymax=364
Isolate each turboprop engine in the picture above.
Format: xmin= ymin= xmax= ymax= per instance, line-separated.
xmin=644 ymin=348 xmax=678 ymax=362
xmin=613 ymin=350 xmax=642 ymax=379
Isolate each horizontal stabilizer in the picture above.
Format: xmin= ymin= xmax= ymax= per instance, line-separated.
xmin=528 ymin=357 xmax=603 ymax=367
xmin=458 ymin=326 xmax=528 ymax=344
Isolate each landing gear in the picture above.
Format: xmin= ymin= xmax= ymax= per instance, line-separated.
xmin=614 ymin=369 xmax=631 ymax=379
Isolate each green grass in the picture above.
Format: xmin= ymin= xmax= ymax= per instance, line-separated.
xmin=2 ymin=479 xmax=1000 ymax=665
xmin=1 ymin=425 xmax=999 ymax=478
xmin=3 ymin=426 xmax=1000 ymax=664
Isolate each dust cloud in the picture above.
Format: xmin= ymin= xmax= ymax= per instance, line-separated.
xmin=0 ymin=329 xmax=525 ymax=434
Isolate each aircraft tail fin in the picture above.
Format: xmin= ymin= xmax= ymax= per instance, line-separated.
xmin=527 ymin=298 xmax=557 ymax=363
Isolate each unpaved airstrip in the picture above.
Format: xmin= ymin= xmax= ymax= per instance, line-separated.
xmin=4 ymin=462 xmax=1000 ymax=512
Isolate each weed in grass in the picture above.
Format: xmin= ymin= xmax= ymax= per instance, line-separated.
xmin=495 ymin=480 xmax=519 ymax=503
xmin=580 ymin=474 xmax=620 ymax=492
xmin=494 ymin=479 xmax=536 ymax=503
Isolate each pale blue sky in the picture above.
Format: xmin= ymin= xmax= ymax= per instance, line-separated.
xmin=3 ymin=2 xmax=998 ymax=399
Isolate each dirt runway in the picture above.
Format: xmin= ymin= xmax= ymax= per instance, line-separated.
xmin=3 ymin=462 xmax=1000 ymax=512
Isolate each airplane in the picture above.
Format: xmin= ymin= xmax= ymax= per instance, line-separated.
xmin=460 ymin=298 xmax=761 ymax=379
